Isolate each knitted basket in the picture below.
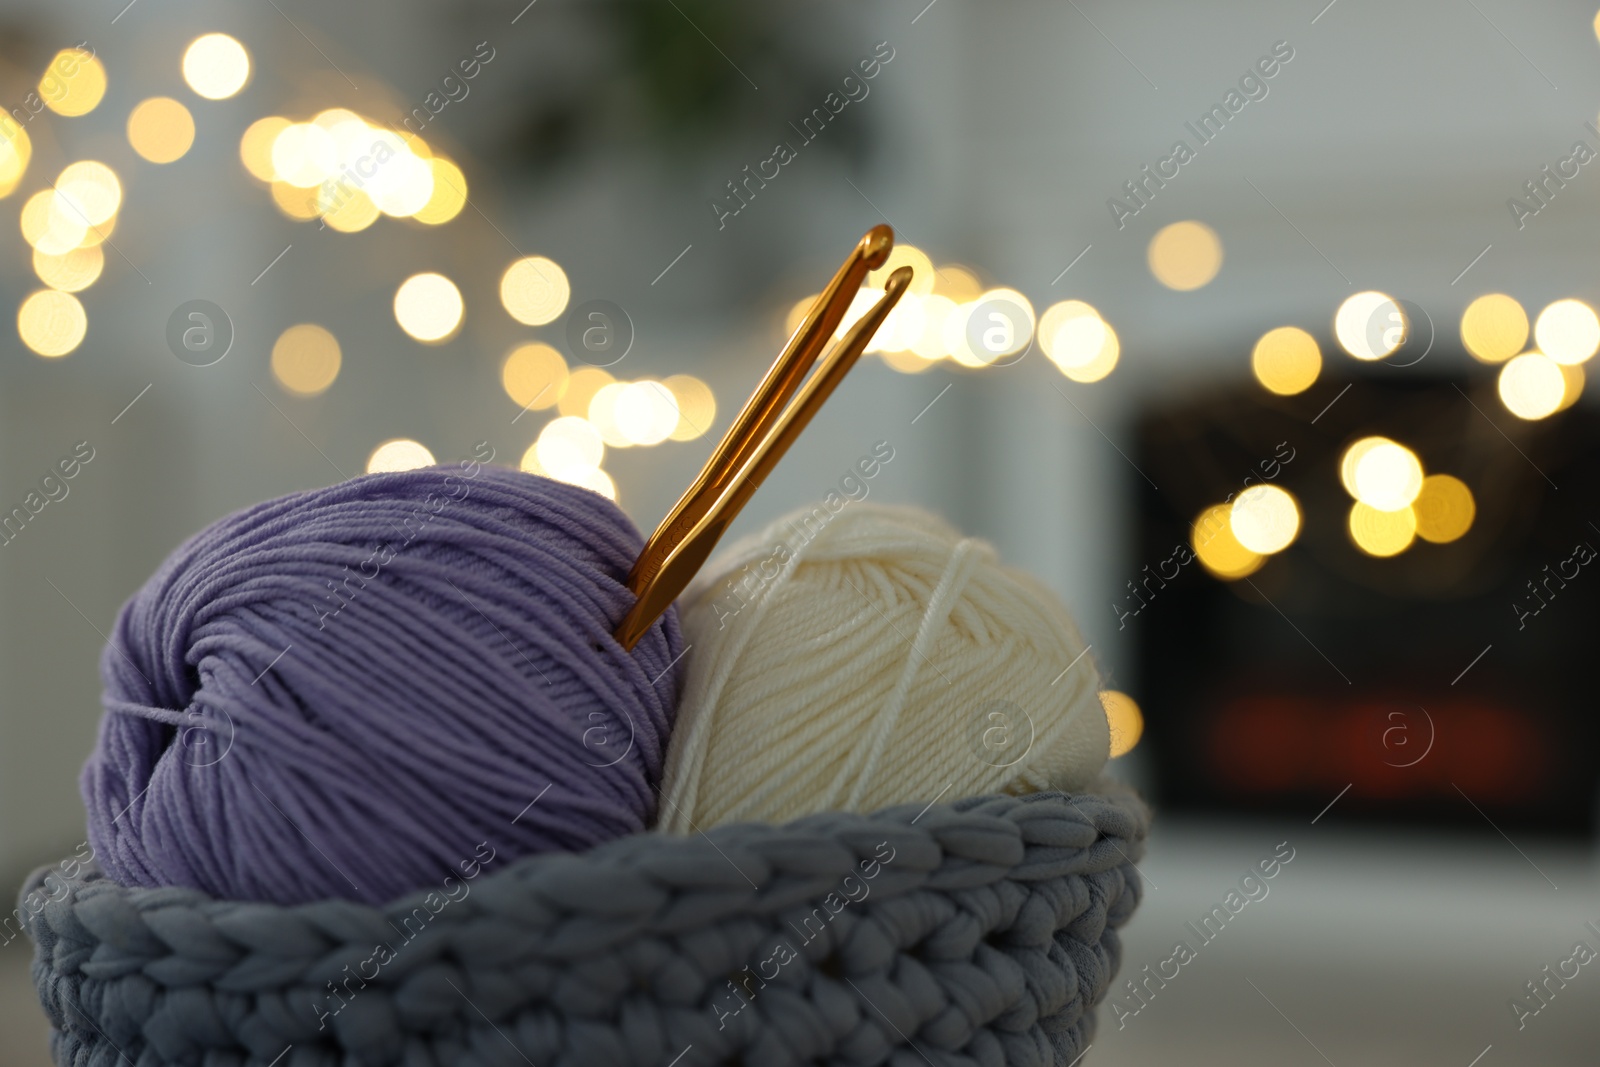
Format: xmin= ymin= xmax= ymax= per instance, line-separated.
xmin=21 ymin=788 xmax=1148 ymax=1067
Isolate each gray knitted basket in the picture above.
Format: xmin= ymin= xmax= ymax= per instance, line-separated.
xmin=22 ymin=789 xmax=1147 ymax=1067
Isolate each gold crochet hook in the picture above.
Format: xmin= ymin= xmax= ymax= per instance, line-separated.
xmin=616 ymin=227 xmax=911 ymax=651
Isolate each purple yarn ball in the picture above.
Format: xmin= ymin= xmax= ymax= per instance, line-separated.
xmin=82 ymin=464 xmax=684 ymax=905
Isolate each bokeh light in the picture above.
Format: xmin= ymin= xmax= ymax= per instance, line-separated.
xmin=586 ymin=382 xmax=633 ymax=448
xmin=1533 ymin=299 xmax=1600 ymax=365
xmin=1350 ymin=439 xmax=1424 ymax=510
xmin=559 ymin=367 xmax=615 ymax=418
xmin=1229 ymin=485 xmax=1301 ymax=555
xmin=32 ymin=246 xmax=103 ymax=292
xmin=880 ymin=348 xmax=939 ymax=373
xmin=127 ymin=97 xmax=195 ymax=163
xmin=1339 ymin=437 xmax=1390 ymax=497
xmin=1557 ymin=361 xmax=1586 ymax=412
xmin=1251 ymin=326 xmax=1322 ymax=396
xmin=1349 ymin=501 xmax=1416 ymax=557
xmin=270 ymin=180 xmax=322 ymax=220
xmin=17 ymin=290 xmax=87 ymax=357
xmin=664 ymin=374 xmax=715 ymax=441
xmin=240 ymin=116 xmax=290 ymax=181
xmin=0 ymin=118 xmax=33 ymax=198
xmin=271 ymin=324 xmax=342 ymax=396
xmin=271 ymin=122 xmax=336 ymax=187
xmin=41 ymin=49 xmax=106 ymax=117
xmin=502 ymin=343 xmax=568 ymax=411
xmin=366 ymin=439 xmax=435 ymax=473
xmin=1100 ymin=690 xmax=1144 ymax=758
xmin=20 ymin=190 xmax=87 ymax=256
xmin=183 ymin=34 xmax=251 ymax=100
xmin=968 ymin=287 xmax=1034 ymax=364
xmin=615 ymin=381 xmax=680 ymax=446
xmin=866 ymin=244 xmax=936 ymax=296
xmin=393 ymin=273 xmax=463 ymax=342
xmin=500 ymin=256 xmax=570 ymax=326
xmin=1192 ymin=503 xmax=1265 ymax=579
xmin=56 ymin=161 xmax=122 ymax=225
xmin=412 ymin=157 xmax=467 ymax=224
xmin=535 ymin=416 xmax=605 ymax=480
xmin=319 ymin=189 xmax=380 ymax=233
xmin=1412 ymin=474 xmax=1475 ymax=544
xmin=1498 ymin=352 xmax=1565 ymax=420
xmin=932 ymin=265 xmax=983 ymax=303
xmin=1147 ymin=220 xmax=1223 ymax=291
xmin=1460 ymin=293 xmax=1527 ymax=364
xmin=1042 ymin=300 xmax=1119 ymax=383
xmin=1334 ymin=291 xmax=1405 ymax=360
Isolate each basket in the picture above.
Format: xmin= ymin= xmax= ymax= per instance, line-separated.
xmin=21 ymin=788 xmax=1147 ymax=1067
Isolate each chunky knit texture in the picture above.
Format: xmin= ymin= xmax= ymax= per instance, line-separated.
xmin=23 ymin=788 xmax=1147 ymax=1067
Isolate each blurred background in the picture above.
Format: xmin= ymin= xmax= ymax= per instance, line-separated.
xmin=2 ymin=0 xmax=1598 ymax=1063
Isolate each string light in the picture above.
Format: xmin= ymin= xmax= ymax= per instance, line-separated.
xmin=663 ymin=375 xmax=715 ymax=441
xmin=1498 ymin=352 xmax=1565 ymax=420
xmin=1349 ymin=501 xmax=1416 ymax=557
xmin=1334 ymin=291 xmax=1405 ymax=360
xmin=271 ymin=324 xmax=342 ymax=396
xmin=500 ymin=256 xmax=570 ymax=326
xmin=183 ymin=34 xmax=251 ymax=100
xmin=41 ymin=48 xmax=106 ymax=117
xmin=1460 ymin=293 xmax=1527 ymax=363
xmin=32 ymin=246 xmax=103 ymax=292
xmin=1251 ymin=326 xmax=1321 ymax=396
xmin=18 ymin=290 xmax=87 ymax=357
xmin=1100 ymin=691 xmax=1144 ymax=758
xmin=1229 ymin=485 xmax=1300 ymax=555
xmin=393 ymin=273 xmax=463 ymax=342
xmin=1412 ymin=475 xmax=1474 ymax=544
xmin=1349 ymin=439 xmax=1424 ymax=511
xmin=127 ymin=98 xmax=195 ymax=163
xmin=502 ymin=343 xmax=568 ymax=412
xmin=366 ymin=439 xmax=435 ymax=473
xmin=1192 ymin=503 xmax=1264 ymax=579
xmin=1147 ymin=220 xmax=1223 ymax=291
xmin=1533 ymin=299 xmax=1600 ymax=365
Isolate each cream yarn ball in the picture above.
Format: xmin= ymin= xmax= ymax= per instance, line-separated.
xmin=657 ymin=503 xmax=1109 ymax=831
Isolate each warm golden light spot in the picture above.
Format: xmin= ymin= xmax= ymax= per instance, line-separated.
xmin=968 ymin=287 xmax=1034 ymax=364
xmin=271 ymin=123 xmax=336 ymax=188
xmin=834 ymin=286 xmax=882 ymax=341
xmin=319 ymin=189 xmax=380 ymax=232
xmin=1100 ymin=690 xmax=1144 ymax=758
xmin=502 ymin=343 xmax=568 ymax=411
xmin=1192 ymin=503 xmax=1265 ymax=579
xmin=1351 ymin=439 xmax=1424 ymax=511
xmin=20 ymin=190 xmax=87 ymax=255
xmin=1230 ymin=485 xmax=1301 ymax=555
xmin=270 ymin=180 xmax=322 ymax=220
xmin=911 ymin=294 xmax=956 ymax=361
xmin=932 ymin=264 xmax=983 ymax=303
xmin=271 ymin=324 xmax=341 ymax=396
xmin=366 ymin=138 xmax=434 ymax=218
xmin=1412 ymin=474 xmax=1474 ymax=544
xmin=0 ymin=119 xmax=32 ymax=197
xmin=1251 ymin=326 xmax=1322 ymax=396
xmin=1533 ymin=299 xmax=1600 ymax=365
xmin=586 ymin=382 xmax=633 ymax=448
xmin=1044 ymin=303 xmax=1120 ymax=383
xmin=1349 ymin=502 xmax=1416 ymax=557
xmin=941 ymin=302 xmax=983 ymax=367
xmin=1460 ymin=293 xmax=1527 ymax=364
xmin=559 ymin=366 xmax=615 ymax=418
xmin=1334 ymin=291 xmax=1405 ymax=360
xmin=75 ymin=211 xmax=114 ymax=248
xmin=56 ymin=161 xmax=122 ymax=225
xmin=412 ymin=157 xmax=467 ymax=224
xmin=867 ymin=243 xmax=935 ymax=297
xmin=1339 ymin=437 xmax=1389 ymax=497
xmin=392 ymin=273 xmax=463 ymax=343
xmin=536 ymin=416 xmax=605 ymax=480
xmin=880 ymin=348 xmax=938 ymax=373
xmin=500 ymin=256 xmax=570 ymax=326
xmin=366 ymin=439 xmax=435 ymax=473
xmin=1557 ymin=361 xmax=1585 ymax=412
xmin=182 ymin=33 xmax=251 ymax=100
xmin=240 ymin=116 xmax=289 ymax=181
xmin=664 ymin=374 xmax=715 ymax=441
xmin=1147 ymin=220 xmax=1223 ymax=291
xmin=32 ymin=245 xmax=103 ymax=292
xmin=127 ymin=97 xmax=195 ymax=163
xmin=18 ymin=290 xmax=87 ymax=357
xmin=1498 ymin=352 xmax=1565 ymax=420
xmin=616 ymin=381 xmax=681 ymax=446
xmin=41 ymin=49 xmax=105 ymax=117
xmin=872 ymin=293 xmax=928 ymax=354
